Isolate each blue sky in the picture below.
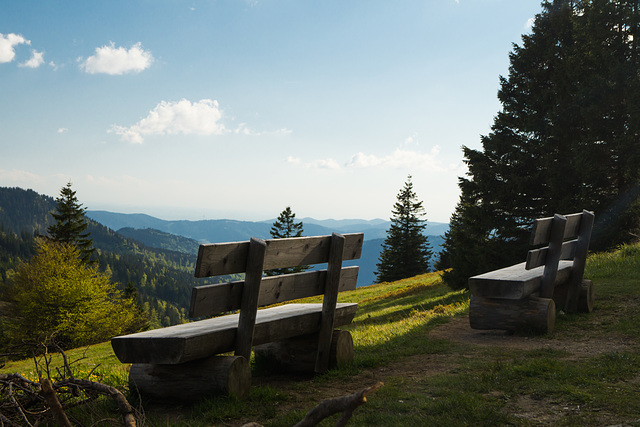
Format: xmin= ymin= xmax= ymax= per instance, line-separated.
xmin=1 ymin=0 xmax=542 ymax=223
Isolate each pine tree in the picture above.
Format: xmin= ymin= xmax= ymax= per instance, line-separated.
xmin=375 ymin=176 xmax=432 ymax=283
xmin=266 ymin=206 xmax=309 ymax=276
xmin=439 ymin=0 xmax=640 ymax=290
xmin=47 ymin=182 xmax=96 ymax=264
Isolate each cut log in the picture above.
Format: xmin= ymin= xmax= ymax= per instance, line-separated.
xmin=469 ymin=295 xmax=556 ymax=334
xmin=577 ymin=279 xmax=594 ymax=313
xmin=553 ymin=279 xmax=594 ymax=313
xmin=254 ymin=330 xmax=354 ymax=373
xmin=129 ymin=355 xmax=250 ymax=401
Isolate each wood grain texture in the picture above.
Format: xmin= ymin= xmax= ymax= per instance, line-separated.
xmin=128 ymin=355 xmax=251 ymax=400
xmin=254 ymin=330 xmax=354 ymax=373
xmin=194 ymin=233 xmax=364 ymax=278
xmin=111 ymin=303 xmax=358 ymax=364
xmin=315 ymin=233 xmax=345 ymax=373
xmin=468 ymin=261 xmax=573 ymax=299
xmin=530 ymin=212 xmax=587 ymax=246
xmin=563 ymin=210 xmax=595 ymax=312
xmin=189 ymin=266 xmax=359 ymax=318
xmin=469 ymin=295 xmax=556 ymax=333
xmin=235 ymin=238 xmax=266 ymax=359
xmin=539 ymin=214 xmax=567 ymax=298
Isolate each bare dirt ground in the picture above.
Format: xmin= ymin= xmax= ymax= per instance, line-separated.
xmin=241 ymin=315 xmax=639 ymax=427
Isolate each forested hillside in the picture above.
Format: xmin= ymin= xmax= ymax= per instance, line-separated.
xmin=0 ymin=187 xmax=208 ymax=328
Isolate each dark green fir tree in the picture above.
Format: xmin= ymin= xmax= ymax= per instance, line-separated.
xmin=47 ymin=182 xmax=96 ymax=264
xmin=266 ymin=206 xmax=309 ymax=276
xmin=375 ymin=176 xmax=432 ymax=283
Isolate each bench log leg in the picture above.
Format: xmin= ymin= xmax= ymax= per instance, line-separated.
xmin=553 ymin=279 xmax=594 ymax=314
xmin=254 ymin=330 xmax=354 ymax=374
xmin=129 ymin=355 xmax=250 ymax=401
xmin=469 ymin=295 xmax=556 ymax=334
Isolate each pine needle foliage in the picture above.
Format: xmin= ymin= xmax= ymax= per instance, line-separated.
xmin=375 ymin=176 xmax=432 ymax=283
xmin=266 ymin=206 xmax=310 ymax=276
xmin=47 ymin=182 xmax=95 ymax=264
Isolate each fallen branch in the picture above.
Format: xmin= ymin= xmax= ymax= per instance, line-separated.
xmin=58 ymin=378 xmax=137 ymax=427
xmin=40 ymin=378 xmax=72 ymax=427
xmin=294 ymin=382 xmax=384 ymax=427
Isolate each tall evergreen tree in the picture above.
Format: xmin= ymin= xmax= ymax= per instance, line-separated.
xmin=266 ymin=206 xmax=309 ymax=276
xmin=439 ymin=0 xmax=640 ymax=290
xmin=47 ymin=182 xmax=96 ymax=264
xmin=376 ymin=176 xmax=432 ymax=283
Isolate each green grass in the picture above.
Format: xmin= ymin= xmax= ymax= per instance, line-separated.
xmin=3 ymin=244 xmax=640 ymax=426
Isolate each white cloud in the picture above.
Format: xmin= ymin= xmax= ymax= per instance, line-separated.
xmin=79 ymin=42 xmax=153 ymax=75
xmin=0 ymin=33 xmax=29 ymax=63
xmin=346 ymin=147 xmax=455 ymax=171
xmin=110 ymin=98 xmax=226 ymax=143
xmin=526 ymin=17 xmax=535 ymax=30
xmin=289 ymin=146 xmax=463 ymax=173
xmin=19 ymin=49 xmax=44 ymax=68
xmin=58 ymin=127 xmax=68 ymax=133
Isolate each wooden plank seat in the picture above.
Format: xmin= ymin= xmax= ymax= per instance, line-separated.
xmin=111 ymin=232 xmax=363 ymax=401
xmin=112 ymin=303 xmax=358 ymax=365
xmin=469 ymin=211 xmax=595 ymax=334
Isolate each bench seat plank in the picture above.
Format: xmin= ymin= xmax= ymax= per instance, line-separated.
xmin=111 ymin=303 xmax=358 ymax=365
xmin=468 ymin=260 xmax=573 ymax=300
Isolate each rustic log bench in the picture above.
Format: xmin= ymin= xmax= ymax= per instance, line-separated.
xmin=468 ymin=210 xmax=595 ymax=334
xmin=111 ymin=232 xmax=363 ymax=400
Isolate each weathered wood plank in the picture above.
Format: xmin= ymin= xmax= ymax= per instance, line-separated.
xmin=111 ymin=303 xmax=358 ymax=365
xmin=563 ymin=210 xmax=595 ymax=312
xmin=468 ymin=261 xmax=573 ymax=299
xmin=315 ymin=233 xmax=344 ymax=373
xmin=530 ymin=212 xmax=587 ymax=246
xmin=235 ymin=238 xmax=266 ymax=359
xmin=525 ymin=239 xmax=577 ymax=270
xmin=189 ymin=266 xmax=359 ymax=318
xmin=194 ymin=233 xmax=364 ymax=278
xmin=539 ymin=214 xmax=566 ymax=298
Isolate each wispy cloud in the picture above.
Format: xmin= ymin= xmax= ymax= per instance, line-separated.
xmin=0 ymin=33 xmax=29 ymax=63
xmin=288 ymin=146 xmax=462 ymax=172
xmin=110 ymin=98 xmax=226 ymax=143
xmin=286 ymin=156 xmax=340 ymax=169
xmin=19 ymin=49 xmax=45 ymax=68
xmin=57 ymin=127 xmax=68 ymax=133
xmin=79 ymin=42 xmax=153 ymax=75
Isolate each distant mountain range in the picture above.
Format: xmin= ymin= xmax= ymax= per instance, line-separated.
xmin=87 ymin=210 xmax=448 ymax=286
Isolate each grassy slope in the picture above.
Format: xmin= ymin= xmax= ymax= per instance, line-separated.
xmin=2 ymin=244 xmax=640 ymax=426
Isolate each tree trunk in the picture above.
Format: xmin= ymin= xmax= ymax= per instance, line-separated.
xmin=254 ymin=330 xmax=354 ymax=373
xmin=469 ymin=295 xmax=556 ymax=334
xmin=129 ymin=355 xmax=250 ymax=401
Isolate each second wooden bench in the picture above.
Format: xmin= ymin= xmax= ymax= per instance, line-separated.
xmin=468 ymin=211 xmax=595 ymax=334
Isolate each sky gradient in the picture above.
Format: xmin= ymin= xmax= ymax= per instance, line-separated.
xmin=1 ymin=0 xmax=543 ymax=222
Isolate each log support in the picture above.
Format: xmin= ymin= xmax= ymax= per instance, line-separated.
xmin=254 ymin=330 xmax=354 ymax=373
xmin=554 ymin=279 xmax=594 ymax=313
xmin=469 ymin=295 xmax=556 ymax=334
xmin=129 ymin=355 xmax=250 ymax=401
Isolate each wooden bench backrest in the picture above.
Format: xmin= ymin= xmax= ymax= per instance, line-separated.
xmin=191 ymin=232 xmax=363 ymax=371
xmin=525 ymin=210 xmax=594 ymax=299
xmin=190 ymin=233 xmax=364 ymax=318
xmin=526 ymin=211 xmax=595 ymax=270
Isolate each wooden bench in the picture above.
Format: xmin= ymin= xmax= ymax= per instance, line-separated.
xmin=468 ymin=211 xmax=595 ymax=334
xmin=111 ymin=232 xmax=364 ymax=400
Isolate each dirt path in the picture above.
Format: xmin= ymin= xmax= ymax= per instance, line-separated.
xmin=244 ymin=316 xmax=639 ymax=426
